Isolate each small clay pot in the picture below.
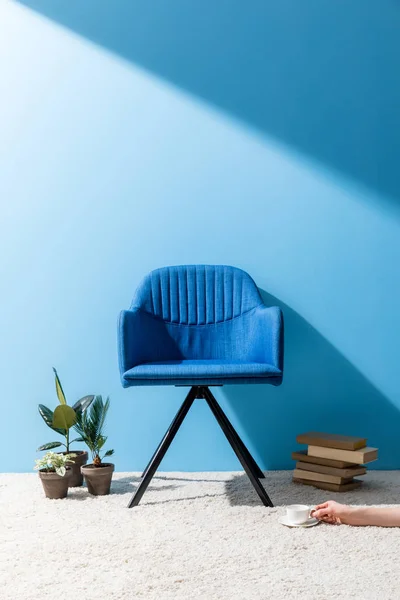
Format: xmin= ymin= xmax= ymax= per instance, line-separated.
xmin=59 ymin=451 xmax=88 ymax=487
xmin=81 ymin=463 xmax=114 ymax=496
xmin=39 ymin=467 xmax=72 ymax=499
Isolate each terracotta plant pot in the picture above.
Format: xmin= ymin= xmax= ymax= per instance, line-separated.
xmin=59 ymin=451 xmax=88 ymax=487
xmin=81 ymin=463 xmax=114 ymax=496
xmin=39 ymin=467 xmax=72 ymax=499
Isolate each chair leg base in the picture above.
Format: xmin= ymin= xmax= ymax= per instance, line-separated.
xmin=128 ymin=385 xmax=273 ymax=508
xmin=202 ymin=387 xmax=265 ymax=479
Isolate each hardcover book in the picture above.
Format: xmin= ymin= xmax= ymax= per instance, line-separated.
xmin=293 ymin=468 xmax=354 ymax=485
xmin=291 ymin=450 xmax=355 ymax=469
xmin=293 ymin=477 xmax=363 ymax=492
xmin=307 ymin=445 xmax=378 ymax=465
xmin=296 ymin=431 xmax=367 ymax=451
xmin=296 ymin=461 xmax=367 ymax=478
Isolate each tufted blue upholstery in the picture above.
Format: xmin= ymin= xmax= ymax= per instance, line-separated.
xmin=118 ymin=265 xmax=284 ymax=386
xmin=131 ymin=264 xmax=263 ymax=325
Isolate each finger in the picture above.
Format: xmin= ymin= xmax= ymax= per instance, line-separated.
xmin=315 ymin=513 xmax=334 ymax=524
xmin=313 ymin=508 xmax=330 ymax=520
xmin=311 ymin=502 xmax=329 ymax=517
xmin=313 ymin=502 xmax=329 ymax=512
xmin=322 ymin=515 xmax=342 ymax=525
xmin=321 ymin=515 xmax=336 ymax=524
xmin=310 ymin=505 xmax=323 ymax=516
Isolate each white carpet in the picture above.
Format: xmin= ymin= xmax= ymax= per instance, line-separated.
xmin=1 ymin=471 xmax=400 ymax=600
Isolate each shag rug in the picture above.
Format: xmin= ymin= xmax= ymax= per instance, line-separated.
xmin=1 ymin=471 xmax=400 ymax=599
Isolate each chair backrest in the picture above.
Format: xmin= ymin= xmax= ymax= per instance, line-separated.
xmin=131 ymin=265 xmax=263 ymax=325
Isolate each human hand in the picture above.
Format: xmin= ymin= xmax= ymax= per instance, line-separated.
xmin=311 ymin=500 xmax=351 ymax=525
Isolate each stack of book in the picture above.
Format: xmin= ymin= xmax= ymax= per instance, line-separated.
xmin=292 ymin=431 xmax=378 ymax=492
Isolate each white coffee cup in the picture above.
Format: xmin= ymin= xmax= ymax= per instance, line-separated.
xmin=286 ymin=504 xmax=313 ymax=524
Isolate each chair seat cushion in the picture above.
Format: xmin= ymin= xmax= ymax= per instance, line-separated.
xmin=123 ymin=359 xmax=281 ymax=381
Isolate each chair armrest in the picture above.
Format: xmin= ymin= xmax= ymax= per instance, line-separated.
xmin=118 ymin=309 xmax=144 ymax=377
xmin=251 ymin=306 xmax=284 ymax=371
xmin=118 ymin=308 xmax=185 ymax=384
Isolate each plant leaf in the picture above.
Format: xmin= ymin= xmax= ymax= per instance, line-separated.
xmin=52 ymin=405 xmax=76 ymax=430
xmin=93 ymin=396 xmax=110 ymax=445
xmin=72 ymin=412 xmax=90 ymax=447
xmin=37 ymin=442 xmax=63 ymax=451
xmin=97 ymin=435 xmax=106 ymax=451
xmin=38 ymin=404 xmax=66 ymax=436
xmin=104 ymin=449 xmax=114 ymax=457
xmin=91 ymin=395 xmax=104 ymax=443
xmin=69 ymin=437 xmax=85 ymax=444
xmin=53 ymin=367 xmax=66 ymax=405
xmin=72 ymin=394 xmax=111 ymax=457
xmin=56 ymin=466 xmax=66 ymax=477
xmin=72 ymin=395 xmax=95 ymax=414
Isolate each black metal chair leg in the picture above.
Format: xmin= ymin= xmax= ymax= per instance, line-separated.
xmin=203 ymin=387 xmax=265 ymax=479
xmin=127 ymin=387 xmax=197 ymax=508
xmin=204 ymin=393 xmax=274 ymax=507
xmin=141 ymin=408 xmax=181 ymax=479
xmin=141 ymin=452 xmax=158 ymax=480
xmin=140 ymin=386 xmax=219 ymax=479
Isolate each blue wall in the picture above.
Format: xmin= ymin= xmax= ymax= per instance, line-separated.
xmin=1 ymin=1 xmax=399 ymax=472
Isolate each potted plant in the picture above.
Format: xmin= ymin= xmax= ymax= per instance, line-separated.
xmin=35 ymin=451 xmax=76 ymax=499
xmin=76 ymin=395 xmax=115 ymax=496
xmin=37 ymin=368 xmax=94 ymax=487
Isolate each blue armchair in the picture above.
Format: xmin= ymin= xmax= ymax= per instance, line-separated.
xmin=118 ymin=265 xmax=284 ymax=507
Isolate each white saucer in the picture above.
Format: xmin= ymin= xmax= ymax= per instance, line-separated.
xmin=279 ymin=516 xmax=320 ymax=528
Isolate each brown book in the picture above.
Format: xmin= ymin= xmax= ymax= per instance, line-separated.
xmin=294 ymin=468 xmax=354 ymax=485
xmin=292 ymin=450 xmax=355 ymax=469
xmin=293 ymin=477 xmax=363 ymax=492
xmin=307 ymin=445 xmax=378 ymax=465
xmin=296 ymin=461 xmax=367 ymax=479
xmin=296 ymin=431 xmax=367 ymax=451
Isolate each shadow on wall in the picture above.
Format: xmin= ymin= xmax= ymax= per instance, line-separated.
xmin=223 ymin=290 xmax=400 ymax=470
xmin=17 ymin=0 xmax=400 ymax=206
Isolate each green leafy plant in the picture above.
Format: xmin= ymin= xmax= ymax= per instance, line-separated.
xmin=38 ymin=368 xmax=94 ymax=453
xmin=74 ymin=395 xmax=114 ymax=467
xmin=34 ymin=451 xmax=76 ymax=477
